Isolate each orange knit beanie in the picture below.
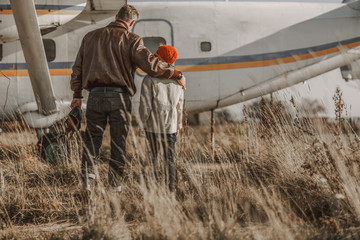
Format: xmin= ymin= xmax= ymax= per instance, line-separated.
xmin=155 ymin=45 xmax=178 ymax=65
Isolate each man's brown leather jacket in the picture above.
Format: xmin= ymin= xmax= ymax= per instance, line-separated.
xmin=70 ymin=21 xmax=180 ymax=97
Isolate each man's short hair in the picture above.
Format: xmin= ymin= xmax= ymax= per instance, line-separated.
xmin=117 ymin=4 xmax=139 ymax=22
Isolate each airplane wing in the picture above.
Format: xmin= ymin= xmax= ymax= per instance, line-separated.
xmin=86 ymin=0 xmax=127 ymax=11
xmin=49 ymin=0 xmax=127 ymax=36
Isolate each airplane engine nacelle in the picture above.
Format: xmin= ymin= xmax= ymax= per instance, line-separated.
xmin=340 ymin=60 xmax=360 ymax=81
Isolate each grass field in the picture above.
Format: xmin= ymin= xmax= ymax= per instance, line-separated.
xmin=0 ymin=97 xmax=360 ymax=239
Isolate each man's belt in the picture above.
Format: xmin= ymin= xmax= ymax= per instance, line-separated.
xmin=91 ymin=86 xmax=127 ymax=93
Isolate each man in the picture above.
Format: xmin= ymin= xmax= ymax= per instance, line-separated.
xmin=139 ymin=45 xmax=184 ymax=192
xmin=70 ymin=4 xmax=186 ymax=192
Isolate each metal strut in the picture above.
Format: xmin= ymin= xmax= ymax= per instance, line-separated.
xmin=10 ymin=0 xmax=57 ymax=115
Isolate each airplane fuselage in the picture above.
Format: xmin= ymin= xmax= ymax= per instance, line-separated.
xmin=1 ymin=1 xmax=360 ymax=124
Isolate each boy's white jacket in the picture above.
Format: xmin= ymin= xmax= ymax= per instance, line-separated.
xmin=139 ymin=75 xmax=184 ymax=134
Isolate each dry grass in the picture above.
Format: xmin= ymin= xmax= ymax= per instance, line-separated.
xmin=0 ymin=98 xmax=360 ymax=239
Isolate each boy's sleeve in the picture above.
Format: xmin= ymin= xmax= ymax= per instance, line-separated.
xmin=177 ymin=90 xmax=184 ymax=131
xmin=139 ymin=76 xmax=153 ymax=128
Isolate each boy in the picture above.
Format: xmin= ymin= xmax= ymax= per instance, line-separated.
xmin=139 ymin=45 xmax=184 ymax=192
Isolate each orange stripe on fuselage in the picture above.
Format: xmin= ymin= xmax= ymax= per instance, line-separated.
xmin=0 ymin=9 xmax=81 ymax=15
xmin=0 ymin=69 xmax=72 ymax=77
xmin=176 ymin=44 xmax=350 ymax=72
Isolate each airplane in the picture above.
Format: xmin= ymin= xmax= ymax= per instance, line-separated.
xmin=1 ymin=0 xmax=360 ymax=132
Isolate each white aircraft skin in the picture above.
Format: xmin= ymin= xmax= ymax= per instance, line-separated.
xmin=1 ymin=0 xmax=360 ymax=128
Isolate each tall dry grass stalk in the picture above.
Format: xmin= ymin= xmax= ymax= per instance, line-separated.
xmin=0 ymin=93 xmax=360 ymax=239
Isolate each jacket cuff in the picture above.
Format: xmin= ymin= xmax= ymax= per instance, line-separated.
xmin=73 ymin=90 xmax=83 ymax=98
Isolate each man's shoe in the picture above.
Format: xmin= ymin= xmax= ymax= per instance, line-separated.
xmin=85 ymin=173 xmax=96 ymax=192
xmin=108 ymin=185 xmax=122 ymax=194
xmin=115 ymin=185 xmax=122 ymax=193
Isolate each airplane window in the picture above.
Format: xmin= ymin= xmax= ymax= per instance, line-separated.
xmin=0 ymin=44 xmax=2 ymax=61
xmin=143 ymin=37 xmax=166 ymax=54
xmin=43 ymin=39 xmax=56 ymax=62
xmin=201 ymin=42 xmax=212 ymax=52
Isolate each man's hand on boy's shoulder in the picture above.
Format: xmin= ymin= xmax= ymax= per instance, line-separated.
xmin=177 ymin=75 xmax=186 ymax=90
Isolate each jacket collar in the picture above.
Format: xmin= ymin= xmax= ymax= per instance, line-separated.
xmin=107 ymin=20 xmax=128 ymax=30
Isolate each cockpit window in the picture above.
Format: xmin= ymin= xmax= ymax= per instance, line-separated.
xmin=143 ymin=37 xmax=166 ymax=54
